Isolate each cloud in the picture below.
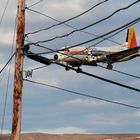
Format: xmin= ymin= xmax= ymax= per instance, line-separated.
xmin=32 ymin=126 xmax=88 ymax=134
xmin=135 ymin=111 xmax=140 ymax=117
xmin=0 ymin=32 xmax=15 ymax=45
xmin=63 ymin=98 xmax=105 ymax=109
xmin=84 ymin=111 xmax=140 ymax=133
xmin=42 ymin=0 xmax=86 ymax=20
xmin=87 ymin=114 xmax=119 ymax=127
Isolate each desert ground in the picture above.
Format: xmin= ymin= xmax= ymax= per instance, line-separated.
xmin=1 ymin=133 xmax=140 ymax=140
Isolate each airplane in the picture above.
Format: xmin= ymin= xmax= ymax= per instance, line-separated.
xmin=54 ymin=27 xmax=140 ymax=72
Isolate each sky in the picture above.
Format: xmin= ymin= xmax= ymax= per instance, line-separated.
xmin=0 ymin=0 xmax=140 ymax=134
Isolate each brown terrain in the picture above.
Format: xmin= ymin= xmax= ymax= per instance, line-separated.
xmin=1 ymin=133 xmax=140 ymax=140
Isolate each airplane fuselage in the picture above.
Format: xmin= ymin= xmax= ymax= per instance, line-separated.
xmin=55 ymin=46 xmax=126 ymax=63
xmin=54 ymin=44 xmax=140 ymax=70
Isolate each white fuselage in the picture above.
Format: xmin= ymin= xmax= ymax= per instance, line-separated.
xmin=54 ymin=43 xmax=139 ymax=67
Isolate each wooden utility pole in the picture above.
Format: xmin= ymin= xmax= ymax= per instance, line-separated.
xmin=11 ymin=0 xmax=25 ymax=139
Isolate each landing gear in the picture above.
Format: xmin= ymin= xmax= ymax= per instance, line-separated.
xmin=107 ymin=63 xmax=113 ymax=70
xmin=76 ymin=67 xmax=82 ymax=73
xmin=65 ymin=66 xmax=70 ymax=71
xmin=65 ymin=65 xmax=82 ymax=73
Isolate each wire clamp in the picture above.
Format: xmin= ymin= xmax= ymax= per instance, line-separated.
xmin=25 ymin=70 xmax=33 ymax=78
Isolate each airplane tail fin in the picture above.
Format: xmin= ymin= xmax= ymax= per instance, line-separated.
xmin=126 ymin=27 xmax=137 ymax=49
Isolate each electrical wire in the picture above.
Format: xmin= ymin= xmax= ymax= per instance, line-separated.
xmin=25 ymin=41 xmax=140 ymax=81
xmin=26 ymin=4 xmax=140 ymax=73
xmin=25 ymin=20 xmax=140 ymax=81
xmin=27 ymin=0 xmax=43 ymax=8
xmin=25 ymin=44 xmax=140 ymax=93
xmin=30 ymin=0 xmax=140 ymax=44
xmin=0 ymin=17 xmax=16 ymax=135
xmin=55 ymin=19 xmax=139 ymax=55
xmin=24 ymin=3 xmax=140 ymax=93
xmin=26 ymin=17 xmax=140 ymax=58
xmin=26 ymin=9 xmax=121 ymax=46
xmin=97 ymin=64 xmax=140 ymax=80
xmin=23 ymin=78 xmax=140 ymax=110
xmin=28 ymin=16 xmax=140 ymax=54
xmin=0 ymin=65 xmax=9 ymax=83
xmin=28 ymin=22 xmax=140 ymax=87
xmin=25 ymin=1 xmax=140 ymax=74
xmin=54 ymin=17 xmax=140 ymax=51
xmin=0 ymin=65 xmax=11 ymax=135
xmin=0 ymin=51 xmax=16 ymax=75
xmin=30 ymin=65 xmax=47 ymax=71
xmin=54 ymin=62 xmax=140 ymax=93
xmin=86 ymin=20 xmax=136 ymax=49
xmin=26 ymin=0 xmax=109 ymax=35
xmin=23 ymin=65 xmax=47 ymax=74
xmin=88 ymin=26 xmax=128 ymax=48
xmin=0 ymin=0 xmax=10 ymax=27
xmin=26 ymin=8 xmax=121 ymax=46
xmin=26 ymin=43 xmax=140 ymax=81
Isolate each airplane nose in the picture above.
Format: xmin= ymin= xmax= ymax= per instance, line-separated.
xmin=54 ymin=54 xmax=58 ymax=60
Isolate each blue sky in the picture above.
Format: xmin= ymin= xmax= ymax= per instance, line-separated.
xmin=0 ymin=0 xmax=140 ymax=134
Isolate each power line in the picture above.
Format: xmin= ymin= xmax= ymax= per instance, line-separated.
xmin=26 ymin=26 xmax=129 ymax=62
xmin=1 ymin=65 xmax=11 ymax=135
xmin=88 ymin=25 xmax=128 ymax=48
xmin=26 ymin=8 xmax=121 ymax=46
xmin=25 ymin=43 xmax=140 ymax=81
xmin=0 ymin=66 xmax=9 ymax=83
xmin=54 ymin=62 xmax=140 ymax=93
xmin=25 ymin=17 xmax=140 ymax=93
xmin=0 ymin=17 xmax=16 ymax=135
xmin=25 ymin=46 xmax=140 ymax=92
xmin=97 ymin=64 xmax=140 ymax=80
xmin=23 ymin=65 xmax=47 ymax=78
xmin=54 ymin=17 xmax=140 ymax=51
xmin=23 ymin=78 xmax=140 ymax=110
xmin=25 ymin=22 xmax=140 ymax=81
xmin=26 ymin=23 xmax=140 ymax=89
xmin=30 ymin=65 xmax=47 ymax=71
xmin=0 ymin=0 xmax=10 ymax=27
xmin=28 ymin=16 xmax=140 ymax=53
xmin=26 ymin=44 xmax=140 ymax=81
xmin=26 ymin=5 xmax=140 ymax=73
xmin=26 ymin=0 xmax=109 ymax=35
xmin=31 ymin=0 xmax=140 ymax=44
xmin=27 ymin=0 xmax=43 ymax=8
xmin=30 ymin=21 xmax=139 ymax=64
xmin=71 ymin=20 xmax=136 ymax=52
xmin=0 ymin=51 xmax=16 ymax=75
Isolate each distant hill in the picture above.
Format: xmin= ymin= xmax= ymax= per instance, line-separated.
xmin=1 ymin=133 xmax=140 ymax=140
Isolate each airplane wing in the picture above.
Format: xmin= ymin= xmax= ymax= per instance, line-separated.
xmin=106 ymin=46 xmax=140 ymax=63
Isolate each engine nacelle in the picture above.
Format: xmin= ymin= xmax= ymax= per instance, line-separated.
xmin=54 ymin=54 xmax=59 ymax=60
xmin=54 ymin=53 xmax=65 ymax=61
xmin=86 ymin=55 xmax=107 ymax=62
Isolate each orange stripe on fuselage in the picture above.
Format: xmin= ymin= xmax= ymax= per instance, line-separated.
xmin=108 ymin=51 xmax=119 ymax=54
xmin=63 ymin=50 xmax=88 ymax=55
